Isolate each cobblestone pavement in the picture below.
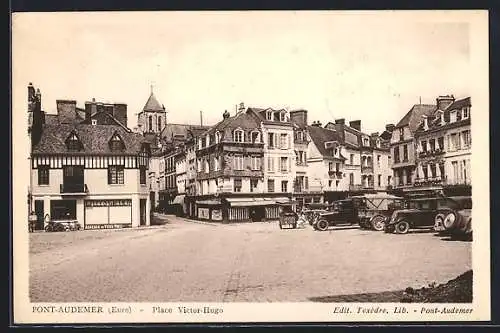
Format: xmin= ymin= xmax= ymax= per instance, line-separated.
xmin=29 ymin=215 xmax=472 ymax=302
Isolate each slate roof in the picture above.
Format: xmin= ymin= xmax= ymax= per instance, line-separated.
xmin=32 ymin=123 xmax=146 ymax=155
xmin=395 ymin=104 xmax=437 ymax=133
xmin=415 ymin=97 xmax=471 ymax=133
xmin=446 ymin=97 xmax=471 ymax=111
xmin=307 ymin=125 xmax=344 ymax=158
xmin=202 ymin=110 xmax=261 ymax=137
xmin=142 ymin=92 xmax=164 ymax=112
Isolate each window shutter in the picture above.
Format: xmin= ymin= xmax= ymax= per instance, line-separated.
xmin=288 ymin=134 xmax=291 ymax=149
xmin=288 ymin=157 xmax=291 ymax=172
xmin=305 ymin=176 xmax=309 ymax=189
xmin=274 ymin=134 xmax=278 ymax=149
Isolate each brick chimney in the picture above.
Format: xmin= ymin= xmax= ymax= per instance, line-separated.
xmin=84 ymin=101 xmax=92 ymax=122
xmin=335 ymin=118 xmax=345 ymax=125
xmin=371 ymin=132 xmax=379 ymax=137
xmin=29 ymin=84 xmax=43 ymax=146
xmin=238 ymin=102 xmax=245 ymax=113
xmin=113 ymin=103 xmax=128 ymax=128
xmin=56 ymin=99 xmax=77 ymax=124
xmin=289 ymin=110 xmax=308 ymax=127
xmin=223 ymin=110 xmax=230 ymax=119
xmin=436 ymin=95 xmax=455 ymax=110
xmin=385 ymin=124 xmax=395 ymax=132
xmin=349 ymin=120 xmax=361 ymax=131
xmin=311 ymin=120 xmax=322 ymax=127
xmin=27 ymin=82 xmax=36 ymax=112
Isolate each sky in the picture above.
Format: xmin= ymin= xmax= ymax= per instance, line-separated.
xmin=13 ymin=11 xmax=474 ymax=134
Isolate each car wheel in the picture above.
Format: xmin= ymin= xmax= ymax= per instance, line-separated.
xmin=371 ymin=215 xmax=386 ymax=231
xmin=316 ymin=219 xmax=329 ymax=231
xmin=395 ymin=220 xmax=410 ymax=234
xmin=443 ymin=212 xmax=457 ymax=230
xmin=44 ymin=225 xmax=51 ymax=232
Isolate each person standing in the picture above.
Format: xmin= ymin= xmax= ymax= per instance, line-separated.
xmin=28 ymin=211 xmax=37 ymax=233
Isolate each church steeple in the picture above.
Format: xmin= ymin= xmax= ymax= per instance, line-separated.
xmin=137 ymin=85 xmax=167 ymax=135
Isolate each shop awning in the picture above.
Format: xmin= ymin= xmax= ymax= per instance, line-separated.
xmin=274 ymin=197 xmax=292 ymax=204
xmin=196 ymin=199 xmax=221 ymax=206
xmin=226 ymin=198 xmax=277 ymax=207
xmin=172 ymin=194 xmax=186 ymax=205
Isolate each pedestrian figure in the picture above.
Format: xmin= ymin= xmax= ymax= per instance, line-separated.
xmin=28 ymin=211 xmax=37 ymax=233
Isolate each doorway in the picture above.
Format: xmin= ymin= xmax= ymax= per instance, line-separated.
xmin=140 ymin=199 xmax=147 ymax=226
xmin=34 ymin=200 xmax=44 ymax=230
xmin=250 ymin=206 xmax=266 ymax=222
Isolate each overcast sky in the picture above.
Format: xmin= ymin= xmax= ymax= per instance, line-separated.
xmin=13 ymin=11 xmax=473 ymax=134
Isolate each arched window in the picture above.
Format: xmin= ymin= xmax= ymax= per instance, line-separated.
xmin=148 ymin=115 xmax=153 ymax=132
xmin=158 ymin=116 xmax=162 ymax=132
xmin=250 ymin=130 xmax=260 ymax=143
xmin=233 ymin=129 xmax=244 ymax=142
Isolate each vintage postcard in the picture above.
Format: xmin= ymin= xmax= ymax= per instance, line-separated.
xmin=12 ymin=10 xmax=490 ymax=324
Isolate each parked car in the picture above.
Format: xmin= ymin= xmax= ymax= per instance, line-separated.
xmin=354 ymin=194 xmax=405 ymax=231
xmin=313 ymin=199 xmax=359 ymax=231
xmin=278 ymin=204 xmax=299 ymax=229
xmin=433 ymin=196 xmax=472 ymax=240
xmin=384 ymin=197 xmax=440 ymax=234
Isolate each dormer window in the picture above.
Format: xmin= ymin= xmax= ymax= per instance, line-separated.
xmin=334 ymin=148 xmax=338 ymax=156
xmin=297 ymin=131 xmax=303 ymax=141
xmin=233 ymin=129 xmax=244 ymax=142
xmin=422 ymin=115 xmax=428 ymax=130
xmin=266 ymin=111 xmax=272 ymax=121
xmin=109 ymin=134 xmax=125 ymax=152
xmin=280 ymin=111 xmax=286 ymax=122
xmin=66 ymin=132 xmax=82 ymax=152
xmin=450 ymin=110 xmax=457 ymax=123
xmin=362 ymin=137 xmax=369 ymax=146
xmin=438 ymin=110 xmax=445 ymax=126
xmin=91 ymin=119 xmax=97 ymax=126
xmin=376 ymin=139 xmax=381 ymax=148
xmin=463 ymin=107 xmax=470 ymax=119
xmin=215 ymin=131 xmax=221 ymax=143
xmin=399 ymin=128 xmax=404 ymax=141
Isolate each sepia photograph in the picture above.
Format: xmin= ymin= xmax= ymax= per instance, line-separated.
xmin=12 ymin=10 xmax=490 ymax=323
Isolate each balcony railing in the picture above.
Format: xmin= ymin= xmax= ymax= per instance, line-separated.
xmin=328 ymin=170 xmax=342 ymax=177
xmin=60 ymin=183 xmax=88 ymax=194
xmin=361 ymin=165 xmax=373 ymax=173
xmin=418 ymin=149 xmax=445 ymax=158
xmin=349 ymin=184 xmax=363 ymax=191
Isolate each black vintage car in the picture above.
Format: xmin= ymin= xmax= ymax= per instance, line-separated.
xmin=312 ymin=199 xmax=359 ymax=231
xmin=433 ymin=196 xmax=472 ymax=240
xmin=384 ymin=197 xmax=442 ymax=234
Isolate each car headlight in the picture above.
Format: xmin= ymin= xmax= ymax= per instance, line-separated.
xmin=443 ymin=212 xmax=456 ymax=229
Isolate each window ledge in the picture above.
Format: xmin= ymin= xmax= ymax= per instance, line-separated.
xmin=37 ymin=184 xmax=50 ymax=187
xmin=108 ymin=184 xmax=125 ymax=186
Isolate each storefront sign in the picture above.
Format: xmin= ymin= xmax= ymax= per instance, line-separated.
xmin=85 ymin=200 xmax=132 ymax=207
xmin=198 ymin=208 xmax=210 ymax=220
xmin=211 ymin=209 xmax=222 ymax=221
xmin=85 ymin=224 xmax=132 ymax=230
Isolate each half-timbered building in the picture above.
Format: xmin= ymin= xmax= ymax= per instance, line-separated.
xmin=27 ymin=83 xmax=151 ymax=230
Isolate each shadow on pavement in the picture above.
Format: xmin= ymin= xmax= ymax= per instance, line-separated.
xmin=309 ymin=270 xmax=473 ymax=303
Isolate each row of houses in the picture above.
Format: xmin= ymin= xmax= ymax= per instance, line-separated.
xmin=26 ymin=81 xmax=472 ymax=228
xmin=147 ymin=95 xmax=472 ymax=223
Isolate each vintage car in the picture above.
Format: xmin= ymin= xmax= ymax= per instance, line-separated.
xmin=434 ymin=196 xmax=472 ymax=240
xmin=384 ymin=197 xmax=439 ymax=234
xmin=354 ymin=194 xmax=405 ymax=231
xmin=312 ymin=199 xmax=359 ymax=231
xmin=278 ymin=204 xmax=299 ymax=229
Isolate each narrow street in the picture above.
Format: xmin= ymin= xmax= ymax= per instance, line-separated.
xmin=30 ymin=215 xmax=472 ymax=302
